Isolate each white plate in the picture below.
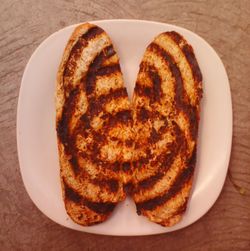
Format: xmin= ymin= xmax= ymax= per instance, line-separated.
xmin=17 ymin=19 xmax=232 ymax=236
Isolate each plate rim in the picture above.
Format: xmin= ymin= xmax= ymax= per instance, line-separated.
xmin=17 ymin=19 xmax=233 ymax=236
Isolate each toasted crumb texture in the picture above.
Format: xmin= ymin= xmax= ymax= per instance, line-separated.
xmin=131 ymin=31 xmax=202 ymax=226
xmin=56 ymin=23 xmax=133 ymax=226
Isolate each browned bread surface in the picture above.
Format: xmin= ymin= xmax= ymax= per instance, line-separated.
xmin=56 ymin=23 xmax=133 ymax=225
xmin=131 ymin=31 xmax=202 ymax=226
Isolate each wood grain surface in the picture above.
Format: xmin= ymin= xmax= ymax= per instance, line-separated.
xmin=0 ymin=0 xmax=250 ymax=250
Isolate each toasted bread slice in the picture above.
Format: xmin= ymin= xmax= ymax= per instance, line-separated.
xmin=131 ymin=31 xmax=202 ymax=226
xmin=56 ymin=23 xmax=133 ymax=225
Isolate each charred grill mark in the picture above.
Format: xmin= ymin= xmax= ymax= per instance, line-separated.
xmin=85 ymin=45 xmax=116 ymax=96
xmin=84 ymin=200 xmax=116 ymax=214
xmin=149 ymin=42 xmax=199 ymax=140
xmin=80 ymin=114 xmax=91 ymax=129
xmin=166 ymin=31 xmax=183 ymax=45
xmin=136 ymin=164 xmax=194 ymax=213
xmin=166 ymin=31 xmax=202 ymax=97
xmin=154 ymin=150 xmax=177 ymax=171
xmin=63 ymin=179 xmax=116 ymax=214
xmin=139 ymin=62 xmax=163 ymax=102
xmin=188 ymin=146 xmax=197 ymax=168
xmin=182 ymin=44 xmax=202 ymax=83
xmin=149 ymin=68 xmax=162 ymax=102
xmin=63 ymin=179 xmax=82 ymax=203
xmin=92 ymin=131 xmax=106 ymax=143
xmin=133 ymin=153 xmax=151 ymax=169
xmin=88 ymin=87 xmax=128 ymax=116
xmin=137 ymin=107 xmax=150 ymax=122
xmin=91 ymin=178 xmax=119 ymax=193
xmin=69 ymin=156 xmax=80 ymax=174
xmin=81 ymin=26 xmax=104 ymax=41
xmin=63 ymin=26 xmax=104 ymax=93
xmin=148 ymin=43 xmax=186 ymax=108
xmin=124 ymin=182 xmax=133 ymax=195
xmin=57 ymin=89 xmax=84 ymax=176
xmin=103 ymin=45 xmax=116 ymax=58
xmin=114 ymin=109 xmax=132 ymax=123
xmin=107 ymin=109 xmax=133 ymax=127
xmin=148 ymin=137 xmax=178 ymax=172
xmin=134 ymin=82 xmax=152 ymax=99
xmin=63 ymin=38 xmax=87 ymax=87
xmin=183 ymin=105 xmax=199 ymax=139
xmin=137 ymin=172 xmax=164 ymax=190
xmin=136 ymin=107 xmax=165 ymax=123
xmin=96 ymin=64 xmax=120 ymax=76
xmin=57 ymin=89 xmax=79 ymax=146
xmin=122 ymin=162 xmax=131 ymax=172
xmin=133 ymin=123 xmax=187 ymax=194
xmin=149 ymin=127 xmax=161 ymax=143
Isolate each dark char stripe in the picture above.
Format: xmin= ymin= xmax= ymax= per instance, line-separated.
xmin=63 ymin=26 xmax=104 ymax=86
xmin=139 ymin=62 xmax=163 ymax=102
xmin=63 ymin=179 xmax=116 ymax=214
xmin=85 ymin=45 xmax=116 ymax=95
xmin=148 ymin=42 xmax=186 ymax=109
xmin=167 ymin=31 xmax=202 ymax=83
xmin=134 ymin=82 xmax=152 ymax=99
xmin=104 ymin=109 xmax=133 ymax=128
xmin=135 ymin=106 xmax=166 ymax=123
xmin=87 ymin=87 xmax=128 ymax=116
xmin=81 ymin=26 xmax=104 ymax=41
xmin=57 ymin=89 xmax=82 ymax=175
xmin=165 ymin=31 xmax=183 ymax=44
xmin=137 ymin=172 xmax=164 ymax=190
xmin=57 ymin=88 xmax=79 ymax=146
xmin=149 ymin=42 xmax=199 ymax=139
xmin=96 ymin=64 xmax=120 ymax=76
xmin=136 ymin=163 xmax=194 ymax=213
xmin=63 ymin=37 xmax=87 ymax=83
xmin=133 ymin=135 xmax=181 ymax=194
xmin=91 ymin=178 xmax=119 ymax=193
xmin=182 ymin=44 xmax=202 ymax=83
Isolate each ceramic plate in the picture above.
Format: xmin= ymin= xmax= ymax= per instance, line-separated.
xmin=17 ymin=19 xmax=232 ymax=236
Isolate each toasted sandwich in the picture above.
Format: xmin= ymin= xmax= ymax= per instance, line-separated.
xmin=56 ymin=23 xmax=133 ymax=225
xmin=131 ymin=31 xmax=202 ymax=226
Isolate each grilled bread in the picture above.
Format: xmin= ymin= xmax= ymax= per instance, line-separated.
xmin=56 ymin=23 xmax=134 ymax=225
xmin=131 ymin=31 xmax=202 ymax=226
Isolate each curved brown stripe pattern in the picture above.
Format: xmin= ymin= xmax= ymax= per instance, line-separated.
xmin=167 ymin=31 xmax=202 ymax=83
xmin=139 ymin=62 xmax=163 ymax=102
xmin=56 ymin=24 xmax=133 ymax=225
xmin=131 ymin=31 xmax=202 ymax=226
xmin=87 ymin=87 xmax=128 ymax=117
xmin=132 ymin=122 xmax=186 ymax=194
xmin=149 ymin=42 xmax=199 ymax=139
xmin=63 ymin=26 xmax=105 ymax=94
xmin=136 ymin=163 xmax=194 ymax=213
xmin=63 ymin=179 xmax=116 ymax=214
xmin=57 ymin=88 xmax=79 ymax=146
xmin=148 ymin=42 xmax=188 ymax=108
xmin=85 ymin=45 xmax=117 ymax=95
xmin=81 ymin=26 xmax=104 ymax=41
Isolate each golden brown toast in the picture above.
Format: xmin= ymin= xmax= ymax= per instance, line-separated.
xmin=56 ymin=23 xmax=133 ymax=225
xmin=131 ymin=31 xmax=202 ymax=226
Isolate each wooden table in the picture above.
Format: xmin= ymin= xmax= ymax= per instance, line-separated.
xmin=1 ymin=0 xmax=250 ymax=250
